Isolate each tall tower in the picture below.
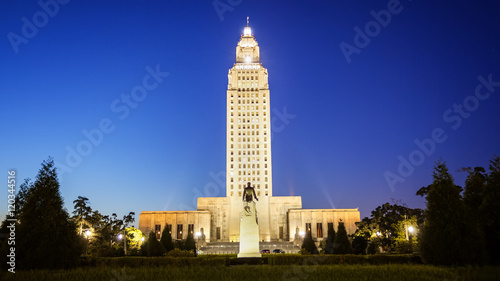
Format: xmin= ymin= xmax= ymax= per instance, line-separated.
xmin=226 ymin=19 xmax=272 ymax=242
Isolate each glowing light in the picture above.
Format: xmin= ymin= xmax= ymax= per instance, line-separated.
xmin=85 ymin=230 xmax=91 ymax=237
xmin=195 ymin=232 xmax=201 ymax=238
xmin=376 ymin=231 xmax=381 ymax=236
xmin=299 ymin=231 xmax=305 ymax=237
xmin=408 ymin=226 xmax=415 ymax=233
xmin=245 ymin=56 xmax=252 ymax=63
xmin=118 ymin=234 xmax=123 ymax=240
xmin=244 ymin=27 xmax=251 ymax=36
xmin=141 ymin=237 xmax=145 ymax=242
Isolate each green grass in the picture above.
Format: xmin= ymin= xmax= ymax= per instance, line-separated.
xmin=2 ymin=264 xmax=499 ymax=281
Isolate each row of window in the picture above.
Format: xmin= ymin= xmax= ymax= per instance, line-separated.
xmin=304 ymin=223 xmax=334 ymax=238
xmin=230 ymin=170 xmax=268 ymax=177
xmin=232 ymin=118 xmax=266 ymax=124
xmin=238 ymin=75 xmax=258 ymax=80
xmin=230 ymin=183 xmax=268 ymax=189
xmin=231 ymin=137 xmax=268 ymax=143
xmin=230 ymin=131 xmax=267 ymax=137
xmin=154 ymin=224 xmax=195 ymax=240
xmin=230 ymin=93 xmax=266 ymax=98
xmin=230 ymin=112 xmax=267 ymax=117
xmin=230 ymin=191 xmax=268 ymax=197
xmin=230 ymin=144 xmax=268 ymax=149
xmin=230 ymin=163 xmax=268 ymax=169
xmin=230 ymin=157 xmax=268 ymax=162
xmin=230 ymin=106 xmax=267 ymax=111
xmin=230 ymin=99 xmax=266 ymax=105
xmin=231 ymin=150 xmax=266 ymax=156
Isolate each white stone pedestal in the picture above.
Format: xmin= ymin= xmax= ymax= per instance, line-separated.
xmin=237 ymin=201 xmax=261 ymax=258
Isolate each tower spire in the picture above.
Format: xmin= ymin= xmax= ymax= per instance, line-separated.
xmin=247 ymin=16 xmax=249 ymax=27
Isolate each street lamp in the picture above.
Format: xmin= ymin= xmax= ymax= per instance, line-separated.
xmin=408 ymin=226 xmax=414 ymax=233
xmin=299 ymin=231 xmax=305 ymax=238
xmin=195 ymin=232 xmax=202 ymax=252
xmin=117 ymin=232 xmax=128 ymax=255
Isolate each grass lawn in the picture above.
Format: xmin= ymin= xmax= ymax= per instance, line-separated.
xmin=2 ymin=264 xmax=499 ymax=281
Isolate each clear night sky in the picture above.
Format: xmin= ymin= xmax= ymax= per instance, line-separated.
xmin=1 ymin=0 xmax=499 ymax=226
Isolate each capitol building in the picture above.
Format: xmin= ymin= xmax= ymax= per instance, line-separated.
xmin=139 ymin=21 xmax=360 ymax=251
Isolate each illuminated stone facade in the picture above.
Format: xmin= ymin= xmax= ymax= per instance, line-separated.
xmin=139 ymin=22 xmax=360 ymax=245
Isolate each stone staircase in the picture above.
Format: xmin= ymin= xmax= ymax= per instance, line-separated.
xmin=200 ymin=241 xmax=300 ymax=255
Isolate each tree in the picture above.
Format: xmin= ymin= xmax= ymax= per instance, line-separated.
xmin=333 ymin=221 xmax=352 ymax=254
xmin=393 ymin=216 xmax=418 ymax=254
xmin=124 ymin=227 xmax=144 ymax=255
xmin=301 ymin=232 xmax=318 ymax=255
xmin=355 ymin=201 xmax=424 ymax=252
xmin=184 ymin=232 xmax=197 ymax=255
xmin=16 ymin=158 xmax=80 ymax=269
xmin=463 ymin=167 xmax=486 ymax=212
xmin=419 ymin=160 xmax=485 ymax=265
xmin=73 ymin=196 xmax=92 ymax=236
xmin=480 ymin=156 xmax=500 ymax=263
xmin=147 ymin=231 xmax=165 ymax=256
xmin=160 ymin=227 xmax=174 ymax=253
xmin=324 ymin=223 xmax=336 ymax=254
xmin=352 ymin=236 xmax=368 ymax=255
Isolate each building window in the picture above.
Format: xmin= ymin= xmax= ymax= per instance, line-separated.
xmin=177 ymin=224 xmax=183 ymax=240
xmin=328 ymin=222 xmax=334 ymax=232
xmin=155 ymin=224 xmax=161 ymax=239
xmin=305 ymin=223 xmax=312 ymax=236
xmin=317 ymin=223 xmax=323 ymax=238
xmin=279 ymin=226 xmax=284 ymax=240
xmin=188 ymin=224 xmax=194 ymax=235
xmin=166 ymin=224 xmax=172 ymax=234
xmin=216 ymin=227 xmax=221 ymax=240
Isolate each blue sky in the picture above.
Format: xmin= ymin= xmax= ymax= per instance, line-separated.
xmin=1 ymin=0 xmax=499 ymax=226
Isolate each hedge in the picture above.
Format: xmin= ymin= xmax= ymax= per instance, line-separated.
xmin=78 ymin=254 xmax=421 ymax=268
xmin=267 ymin=254 xmax=422 ymax=265
xmin=83 ymin=256 xmax=227 ymax=268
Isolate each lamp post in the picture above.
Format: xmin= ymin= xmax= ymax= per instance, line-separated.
xmin=85 ymin=230 xmax=91 ymax=255
xmin=195 ymin=231 xmax=201 ymax=252
xmin=118 ymin=232 xmax=127 ymax=255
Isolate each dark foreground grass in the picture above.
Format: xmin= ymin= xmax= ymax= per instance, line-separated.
xmin=2 ymin=264 xmax=499 ymax=281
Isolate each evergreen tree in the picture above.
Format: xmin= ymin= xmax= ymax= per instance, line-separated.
xmin=352 ymin=236 xmax=368 ymax=255
xmin=160 ymin=227 xmax=174 ymax=253
xmin=73 ymin=196 xmax=92 ymax=236
xmin=324 ymin=223 xmax=336 ymax=254
xmin=147 ymin=231 xmax=165 ymax=256
xmin=17 ymin=158 xmax=80 ymax=269
xmin=480 ymin=156 xmax=500 ymax=263
xmin=419 ymin=160 xmax=485 ymax=265
xmin=184 ymin=232 xmax=197 ymax=255
xmin=464 ymin=167 xmax=486 ymax=211
xmin=301 ymin=232 xmax=318 ymax=254
xmin=333 ymin=221 xmax=352 ymax=254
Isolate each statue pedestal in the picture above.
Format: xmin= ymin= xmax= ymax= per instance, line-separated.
xmin=237 ymin=201 xmax=261 ymax=258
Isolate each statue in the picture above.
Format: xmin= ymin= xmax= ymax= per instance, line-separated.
xmin=237 ymin=182 xmax=261 ymax=258
xmin=242 ymin=182 xmax=258 ymax=224
xmin=242 ymin=182 xmax=259 ymax=202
